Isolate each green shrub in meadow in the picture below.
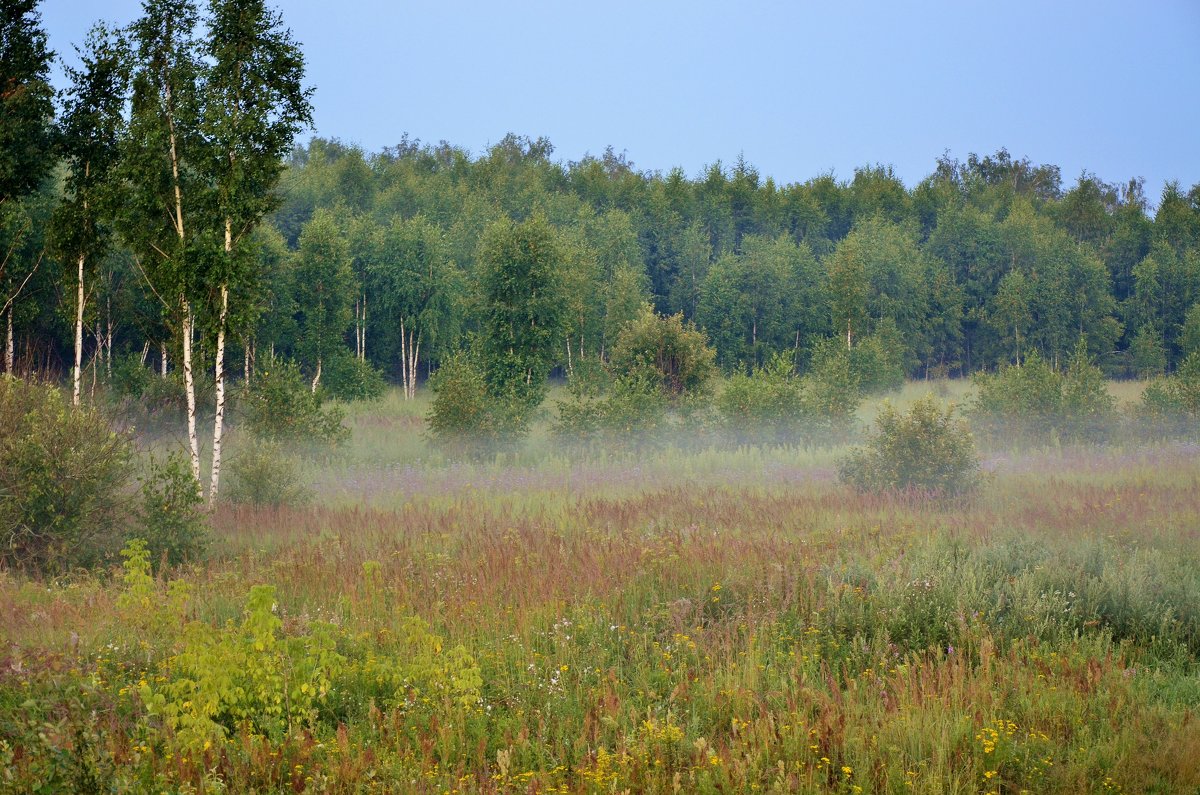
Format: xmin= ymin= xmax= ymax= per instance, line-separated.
xmin=0 ymin=376 xmax=132 ymax=572
xmin=839 ymin=394 xmax=980 ymax=497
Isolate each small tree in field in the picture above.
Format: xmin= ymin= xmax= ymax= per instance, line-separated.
xmin=839 ymin=395 xmax=980 ymax=498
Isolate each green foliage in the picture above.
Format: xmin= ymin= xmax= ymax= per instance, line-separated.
xmin=427 ymin=350 xmax=524 ymax=459
xmin=717 ymin=353 xmax=806 ymax=446
xmin=318 ymin=352 xmax=385 ymax=402
xmin=0 ymin=377 xmax=132 ymax=572
xmin=972 ymin=341 xmax=1116 ymax=445
xmin=240 ymin=359 xmax=346 ymax=445
xmin=838 ymin=395 xmax=980 ymax=497
xmin=222 ymin=441 xmax=312 ymax=507
xmin=138 ymin=452 xmax=208 ymax=570
xmin=608 ymin=305 xmax=717 ymax=398
xmin=137 ymin=572 xmax=482 ymax=751
xmin=1139 ymin=351 xmax=1200 ymax=438
xmin=477 ymin=213 xmax=565 ymax=412
xmin=801 ymin=342 xmax=863 ymax=431
xmin=553 ymin=369 xmax=669 ymax=453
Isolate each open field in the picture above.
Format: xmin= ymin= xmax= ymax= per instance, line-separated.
xmin=3 ymin=384 xmax=1199 ymax=794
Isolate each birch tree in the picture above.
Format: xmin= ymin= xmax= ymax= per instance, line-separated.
xmin=50 ymin=25 xmax=127 ymax=407
xmin=201 ymin=0 xmax=311 ymax=501
xmin=370 ymin=214 xmax=460 ymax=399
xmin=122 ymin=0 xmax=205 ymax=484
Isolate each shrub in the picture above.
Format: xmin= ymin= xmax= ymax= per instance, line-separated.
xmin=427 ymin=350 xmax=527 ymax=459
xmin=801 ymin=343 xmax=863 ymax=441
xmin=838 ymin=395 xmax=980 ymax=497
xmin=608 ymin=305 xmax=716 ymax=397
xmin=1139 ymin=351 xmax=1200 ymax=438
xmin=717 ymin=353 xmax=805 ymax=446
xmin=972 ymin=340 xmax=1115 ymax=446
xmin=319 ymin=352 xmax=386 ymax=402
xmin=222 ymin=442 xmax=312 ymax=507
xmin=138 ymin=452 xmax=209 ymax=570
xmin=553 ymin=370 xmax=669 ymax=452
xmin=240 ymin=359 xmax=347 ymax=445
xmin=0 ymin=377 xmax=133 ymax=572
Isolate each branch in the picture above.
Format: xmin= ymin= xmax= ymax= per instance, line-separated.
xmin=0 ymin=251 xmax=43 ymax=317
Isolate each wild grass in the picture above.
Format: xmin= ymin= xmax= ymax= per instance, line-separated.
xmin=0 ymin=385 xmax=1197 ymax=793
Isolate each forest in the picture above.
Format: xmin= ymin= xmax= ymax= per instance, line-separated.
xmin=4 ymin=1 xmax=1200 ymax=793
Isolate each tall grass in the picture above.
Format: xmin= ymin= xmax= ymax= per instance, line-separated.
xmin=0 ymin=385 xmax=1196 ymax=793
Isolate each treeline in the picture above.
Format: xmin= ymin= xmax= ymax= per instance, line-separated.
xmin=6 ymin=3 xmax=1200 ymax=429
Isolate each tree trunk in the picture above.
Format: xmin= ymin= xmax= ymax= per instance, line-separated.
xmin=104 ymin=292 xmax=112 ymax=380
xmin=210 ymin=279 xmax=229 ymax=504
xmin=182 ymin=298 xmax=201 ymax=487
xmin=361 ymin=291 xmax=367 ymax=362
xmin=412 ymin=333 xmax=420 ymax=399
xmin=5 ymin=305 xmax=13 ymax=374
xmin=243 ymin=337 xmax=251 ymax=387
xmin=73 ymin=254 xmax=85 ymax=406
xmin=161 ymin=342 xmax=168 ymax=377
xmin=399 ymin=317 xmax=409 ymax=400
xmin=311 ymin=356 xmax=321 ymax=392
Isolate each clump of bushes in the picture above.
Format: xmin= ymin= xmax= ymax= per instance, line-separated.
xmin=240 ymin=359 xmax=347 ymax=446
xmin=972 ymin=339 xmax=1115 ymax=446
xmin=839 ymin=395 xmax=980 ymax=498
xmin=222 ymin=442 xmax=312 ymax=508
xmin=319 ymin=352 xmax=386 ymax=402
xmin=427 ymin=350 xmax=528 ymax=460
xmin=1138 ymin=351 xmax=1200 ymax=438
xmin=607 ymin=305 xmax=717 ymax=396
xmin=138 ymin=452 xmax=209 ymax=570
xmin=554 ymin=308 xmax=715 ymax=452
xmin=0 ymin=377 xmax=133 ymax=572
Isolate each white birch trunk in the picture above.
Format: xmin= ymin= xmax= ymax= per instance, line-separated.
xmin=5 ymin=306 xmax=13 ymax=374
xmin=73 ymin=254 xmax=85 ymax=406
xmin=311 ymin=357 xmax=322 ymax=392
xmin=181 ymin=299 xmax=201 ymax=486
xmin=411 ymin=332 xmax=420 ymax=400
xmin=209 ymin=278 xmax=229 ymax=503
xmin=161 ymin=342 xmax=168 ymax=376
xmin=399 ymin=317 xmax=408 ymax=400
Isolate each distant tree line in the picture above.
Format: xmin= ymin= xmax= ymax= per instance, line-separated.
xmin=4 ymin=1 xmax=1200 ymax=449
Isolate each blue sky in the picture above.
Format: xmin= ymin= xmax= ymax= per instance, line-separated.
xmin=40 ymin=0 xmax=1200 ymax=204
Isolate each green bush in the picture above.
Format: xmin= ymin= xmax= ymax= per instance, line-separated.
xmin=608 ymin=305 xmax=716 ymax=397
xmin=319 ymin=352 xmax=386 ymax=402
xmin=241 ymin=359 xmax=347 ymax=446
xmin=972 ymin=340 xmax=1115 ymax=446
xmin=1139 ymin=351 xmax=1200 ymax=438
xmin=0 ymin=377 xmax=133 ymax=572
xmin=427 ymin=351 xmax=525 ymax=459
xmin=801 ymin=343 xmax=863 ymax=441
xmin=809 ymin=332 xmax=904 ymax=397
xmin=838 ymin=395 xmax=980 ymax=498
xmin=554 ymin=370 xmax=669 ymax=453
xmin=222 ymin=442 xmax=312 ymax=507
xmin=138 ymin=452 xmax=209 ymax=570
xmin=717 ymin=353 xmax=805 ymax=446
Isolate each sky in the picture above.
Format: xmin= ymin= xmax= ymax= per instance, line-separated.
xmin=38 ymin=0 xmax=1200 ymax=204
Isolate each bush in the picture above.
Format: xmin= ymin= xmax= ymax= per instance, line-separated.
xmin=138 ymin=453 xmax=209 ymax=570
xmin=717 ymin=353 xmax=806 ymax=446
xmin=972 ymin=340 xmax=1115 ymax=446
xmin=608 ymin=305 xmax=716 ymax=397
xmin=427 ymin=351 xmax=525 ymax=460
xmin=553 ymin=370 xmax=669 ymax=453
xmin=319 ymin=353 xmax=386 ymax=402
xmin=801 ymin=343 xmax=863 ymax=441
xmin=222 ymin=442 xmax=312 ymax=507
xmin=839 ymin=395 xmax=980 ymax=498
xmin=1139 ymin=351 xmax=1200 ymax=438
xmin=241 ymin=359 xmax=347 ymax=446
xmin=809 ymin=332 xmax=904 ymax=397
xmin=0 ymin=377 xmax=133 ymax=572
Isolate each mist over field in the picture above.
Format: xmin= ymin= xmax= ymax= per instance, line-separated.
xmin=3 ymin=0 xmax=1200 ymax=792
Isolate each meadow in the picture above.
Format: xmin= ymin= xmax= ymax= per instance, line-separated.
xmin=3 ymin=382 xmax=1200 ymax=794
